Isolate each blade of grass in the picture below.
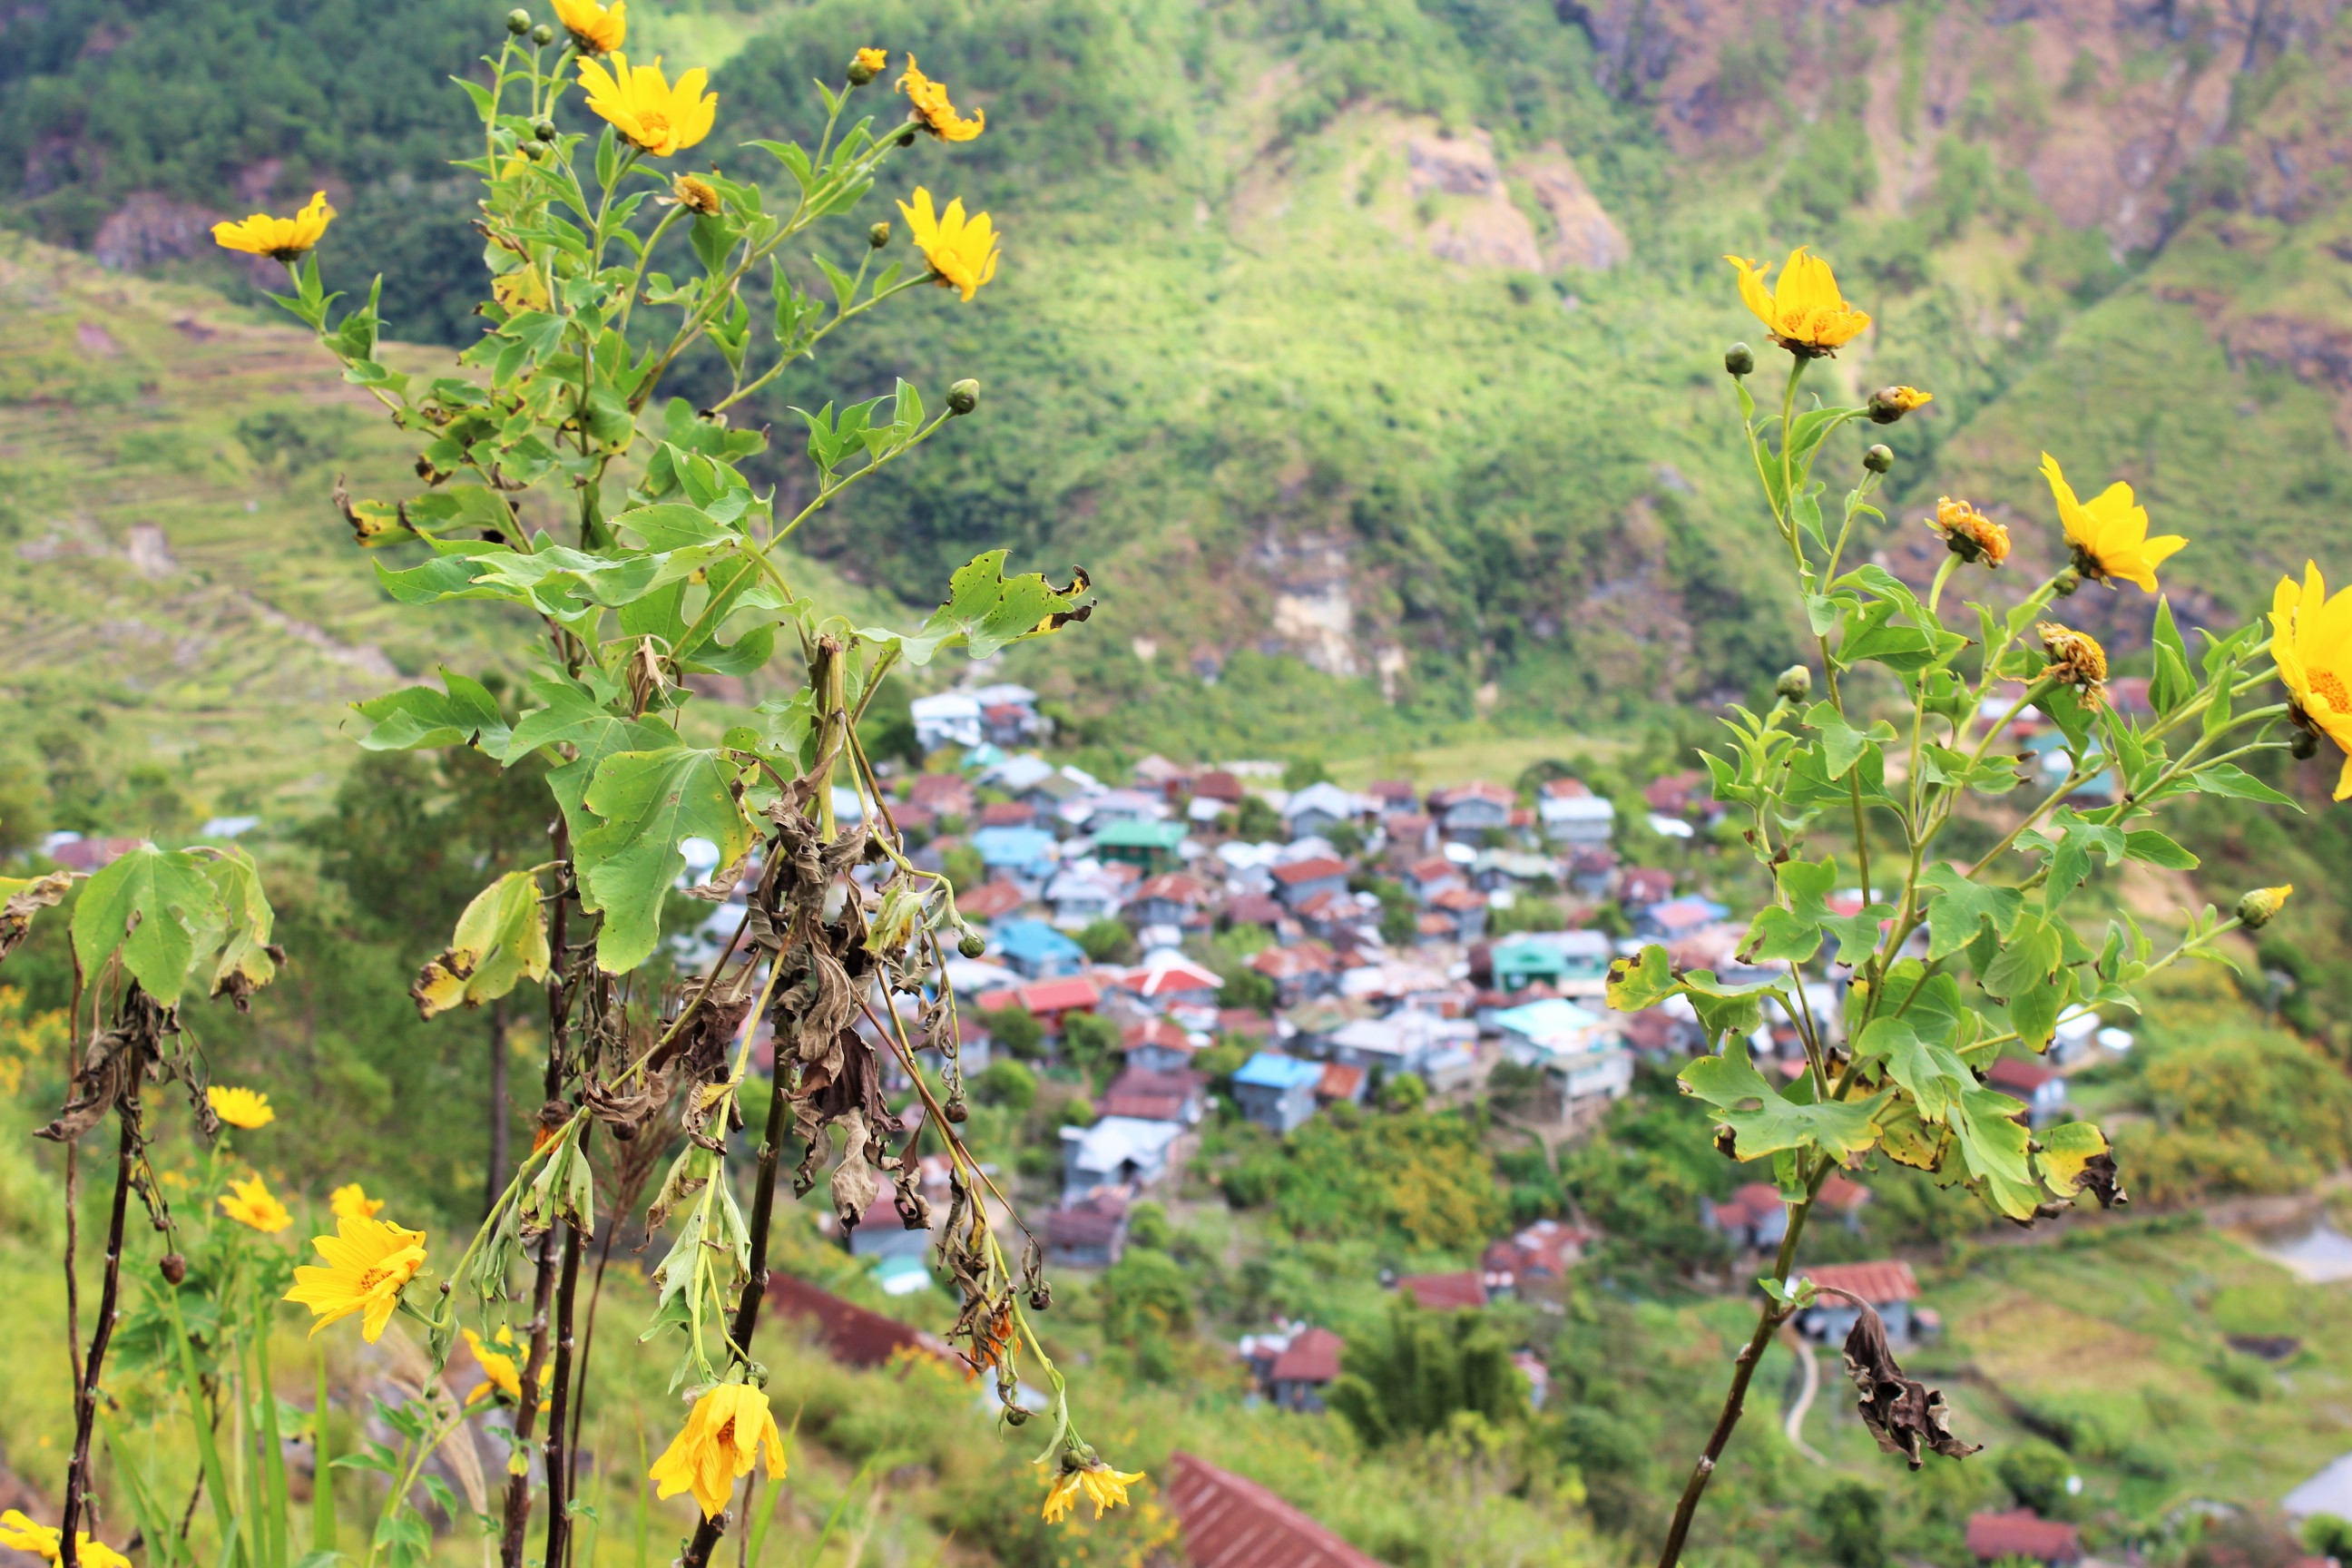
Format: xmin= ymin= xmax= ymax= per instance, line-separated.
xmin=310 ymin=1353 xmax=337 ymax=1555
xmin=165 ymin=1289 xmax=246 ymax=1568
xmin=253 ymin=1279 xmax=292 ymax=1568
xmin=96 ymin=1409 xmax=179 ymax=1568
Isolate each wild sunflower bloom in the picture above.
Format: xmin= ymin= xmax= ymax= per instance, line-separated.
xmin=897 ymin=188 xmax=999 ymax=302
xmin=1926 ymin=496 xmax=2009 ymax=568
xmin=284 ymin=1212 xmax=428 ymax=1342
xmin=463 ymin=1327 xmax=548 ymax=1409
xmin=2236 ymin=885 xmax=2293 ymax=927
xmin=897 ymin=55 xmax=985 ymax=142
xmin=219 ymin=1175 xmax=291 ymax=1234
xmin=552 ymin=0 xmax=624 ymax=54
xmin=207 ymin=1085 xmax=274 ymax=1130
xmin=848 ymin=47 xmax=888 ymax=85
xmin=1721 ymin=247 xmax=1870 ymax=357
xmin=1868 ymin=385 xmax=1933 ymax=424
xmin=647 ymin=1381 xmax=788 ymax=1519
xmin=2039 ymin=452 xmax=2183 ymax=593
xmin=329 ymin=1182 xmax=385 ymax=1221
xmin=2037 ymin=622 xmax=2109 ymax=707
xmin=1040 ymin=1458 xmax=1145 ymax=1524
xmin=2270 ymin=561 xmax=2352 ymax=799
xmin=211 ymin=191 xmax=335 ymax=262
xmin=669 ymin=173 xmax=720 ymax=215
xmin=577 ymin=54 xmax=717 ymax=158
xmin=0 ymin=1511 xmax=132 ymax=1568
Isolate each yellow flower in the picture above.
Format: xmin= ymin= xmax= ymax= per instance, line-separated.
xmin=1883 ymin=386 xmax=1932 ymax=413
xmin=1041 ymin=1459 xmax=1145 ymax=1524
xmin=670 ymin=173 xmax=720 ymax=215
xmin=1926 ymin=496 xmax=2009 ymax=568
xmin=0 ymin=1511 xmax=132 ymax=1568
xmin=553 ymin=0 xmax=624 ymax=54
xmin=2237 ymin=885 xmax=2293 ymax=926
xmin=463 ymin=1326 xmax=549 ymax=1409
xmin=219 ymin=1175 xmax=291 ymax=1234
xmin=207 ymin=1085 xmax=274 ymax=1130
xmin=576 ymin=54 xmax=716 ymax=158
xmin=2039 ymin=452 xmax=2183 ymax=594
xmin=329 ymin=1182 xmax=385 ymax=1221
xmin=1721 ymin=247 xmax=1870 ymax=357
xmin=647 ymin=1382 xmax=788 ymax=1519
xmin=284 ymin=1212 xmax=428 ymax=1342
xmin=211 ymin=191 xmax=335 ymax=261
xmin=897 ymin=188 xmax=999 ymax=302
xmin=897 ymin=55 xmax=985 ymax=142
xmin=2271 ymin=561 xmax=2352 ymax=799
xmin=854 ymin=47 xmax=888 ymax=75
xmin=2037 ymin=622 xmax=2109 ymax=706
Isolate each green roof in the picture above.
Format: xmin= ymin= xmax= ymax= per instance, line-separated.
xmin=1094 ymin=819 xmax=1187 ymax=848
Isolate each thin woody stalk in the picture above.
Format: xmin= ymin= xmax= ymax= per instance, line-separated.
xmin=542 ymin=1215 xmax=586 ymax=1568
xmin=59 ymin=1108 xmax=137 ymax=1568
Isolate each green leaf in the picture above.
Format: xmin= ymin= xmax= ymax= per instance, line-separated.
xmin=1949 ymin=1085 xmax=2042 ymax=1220
xmin=2044 ymin=813 xmax=2125 ymax=904
xmin=2150 ymin=597 xmax=2194 ymax=714
xmin=1603 ymin=944 xmax=1676 ymax=1012
xmin=2122 ymin=828 xmax=2198 ymax=870
xmin=867 ymin=550 xmax=1093 ymax=666
xmin=1681 ymin=969 xmax=1786 ymax=1046
xmin=1916 ymin=865 xmax=2024 ymax=962
xmin=413 ymin=872 xmax=551 ymax=1019
xmin=1802 ymin=701 xmax=1894 ymax=781
xmin=573 ymin=748 xmax=752 ymax=973
xmin=200 ymin=848 xmax=279 ymax=1004
xmin=351 ymin=669 xmax=511 ymax=754
xmin=1853 ymin=1016 xmax=1972 ymax=1124
xmin=1739 ymin=856 xmax=1889 ymax=967
xmin=1677 ymin=1041 xmax=1885 ymax=1161
xmin=2190 ymin=762 xmax=2297 ymax=808
xmin=2037 ymin=1121 xmax=2115 ymax=1202
xmin=72 ymin=847 xmax=221 ymax=1006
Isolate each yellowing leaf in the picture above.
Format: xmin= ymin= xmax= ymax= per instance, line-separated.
xmin=412 ymin=872 xmax=551 ymax=1019
xmin=1677 ymin=1041 xmax=1886 ymax=1162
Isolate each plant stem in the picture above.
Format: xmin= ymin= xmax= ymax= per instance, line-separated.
xmin=498 ymin=1232 xmax=561 ymax=1568
xmin=1654 ymin=1175 xmax=1823 ymax=1568
xmin=60 ymin=1110 xmax=136 ymax=1568
xmin=676 ymin=1054 xmax=795 ymax=1568
xmin=543 ymin=1216 xmax=586 ymax=1568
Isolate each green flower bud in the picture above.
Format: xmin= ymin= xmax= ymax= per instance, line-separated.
xmin=1863 ymin=443 xmax=1894 ymax=475
xmin=868 ymin=220 xmax=891 ymax=250
xmin=897 ymin=129 xmax=917 ymax=147
xmin=1004 ymin=1404 xmax=1030 ymax=1426
xmin=517 ymin=140 xmax=544 ymax=162
xmin=1775 ymin=664 xmax=1812 ymax=702
xmin=2291 ymin=726 xmax=2321 ymax=760
xmin=533 ymin=117 xmax=558 ymax=142
xmin=2053 ymin=565 xmax=2082 ymax=597
xmin=2236 ymin=885 xmax=2292 ymax=928
xmin=505 ymin=8 xmax=532 ymax=34
xmin=531 ymin=22 xmax=554 ymax=44
xmin=947 ymin=378 xmax=981 ymax=416
xmin=957 ymin=930 xmax=985 ymax=958
xmin=1725 ymin=342 xmax=1755 ymax=377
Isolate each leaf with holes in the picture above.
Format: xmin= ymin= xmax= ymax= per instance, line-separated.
xmin=573 ymin=748 xmax=753 ymax=973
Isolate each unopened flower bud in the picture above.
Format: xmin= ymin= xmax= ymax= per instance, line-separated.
xmin=517 ymin=140 xmax=544 ymax=161
xmin=2053 ymin=565 xmax=2082 ymax=597
xmin=533 ymin=117 xmax=558 ymax=142
xmin=1867 ymin=386 xmax=1933 ymax=425
xmin=1775 ymin=664 xmax=1812 ymax=702
xmin=531 ymin=23 xmax=555 ymax=44
xmin=947 ymin=378 xmax=980 ymax=416
xmin=958 ymin=930 xmax=985 ymax=958
xmin=1004 ymin=1404 xmax=1029 ymax=1426
xmin=2291 ymin=726 xmax=2321 ymax=760
xmin=2236 ymin=884 xmax=2292 ymax=928
xmin=848 ymin=47 xmax=887 ymax=86
xmin=160 ymin=1253 xmax=188 ymax=1286
xmin=506 ymin=8 xmax=532 ymax=34
xmin=897 ymin=129 xmax=917 ymax=147
xmin=1863 ymin=443 xmax=1894 ymax=475
xmin=867 ymin=220 xmax=891 ymax=249
xmin=1724 ymin=342 xmax=1755 ymax=377
xmin=1028 ymin=1282 xmax=1053 ymax=1311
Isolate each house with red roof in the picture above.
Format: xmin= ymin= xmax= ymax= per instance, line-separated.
xmin=1702 ymin=1182 xmax=1789 ymax=1251
xmin=1481 ymin=1219 xmax=1592 ymax=1298
xmin=1271 ymin=856 xmax=1351 ymax=908
xmin=1315 ymin=1062 xmax=1367 ymax=1107
xmin=1164 ymin=1451 xmax=1385 ymax=1568
xmin=765 ymin=1274 xmax=954 ymax=1368
xmin=975 ymin=976 xmax=1102 ymax=1032
xmin=956 ymin=879 xmax=1027 ymax=922
xmin=1426 ymin=886 xmax=1489 ymax=943
xmin=1618 ymin=867 xmax=1675 ymax=909
xmin=1190 ymin=769 xmax=1247 ymax=805
xmin=1100 ymin=1066 xmax=1207 ymax=1126
xmin=1430 ymin=779 xmax=1514 ymax=841
xmin=1128 ymin=872 xmax=1214 ymax=933
xmin=1796 ymin=1259 xmax=1922 ymax=1342
xmin=1044 ymin=1189 xmax=1131 ymax=1269
xmin=1406 ymin=856 xmax=1465 ymax=904
xmin=1397 ymin=1270 xmax=1487 ymax=1312
xmin=1122 ymin=1016 xmax=1200 ymax=1074
xmin=1265 ymin=1327 xmax=1345 ymax=1412
xmin=906 ymin=772 xmax=976 ymax=819
xmin=1965 ymin=1511 xmax=2082 ymax=1564
xmin=978 ymin=799 xmax=1037 ymax=829
xmin=1223 ymin=890 xmax=1289 ymax=931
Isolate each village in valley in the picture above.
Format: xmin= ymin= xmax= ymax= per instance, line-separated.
xmin=686 ymin=676 xmax=2153 ymax=1566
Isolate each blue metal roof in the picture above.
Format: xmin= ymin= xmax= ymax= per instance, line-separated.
xmin=1232 ymin=1052 xmax=1325 ymax=1090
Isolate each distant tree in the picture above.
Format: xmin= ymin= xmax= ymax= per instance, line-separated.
xmin=1218 ymin=965 xmax=1276 ymax=1014
xmin=1233 ymin=795 xmax=1283 ymax=841
xmin=1490 ymin=897 xmax=1568 ymax=935
xmin=984 ymin=1006 xmax=1044 ymax=1061
xmin=1095 ymin=1246 xmax=1193 ymax=1380
xmin=857 ymin=678 xmax=923 ymax=768
xmin=1282 ymin=757 xmax=1331 ymax=789
xmin=973 ymin=1059 xmax=1036 ymax=1112
xmin=1074 ymin=917 xmax=1137 ymax=965
xmin=1061 ymin=1011 xmax=1122 ymax=1078
xmin=1327 ymin=1298 xmax=1527 ymax=1446
xmin=1813 ymin=1480 xmax=1886 ymax=1568
xmin=1325 ymin=819 xmax=1365 ymax=858
xmin=1381 ymin=1072 xmax=1428 ymax=1113
xmin=1126 ymin=1200 xmax=1172 ymax=1251
xmin=1995 ymin=1439 xmax=2075 ymax=1519
xmin=943 ymin=843 xmax=985 ymax=892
